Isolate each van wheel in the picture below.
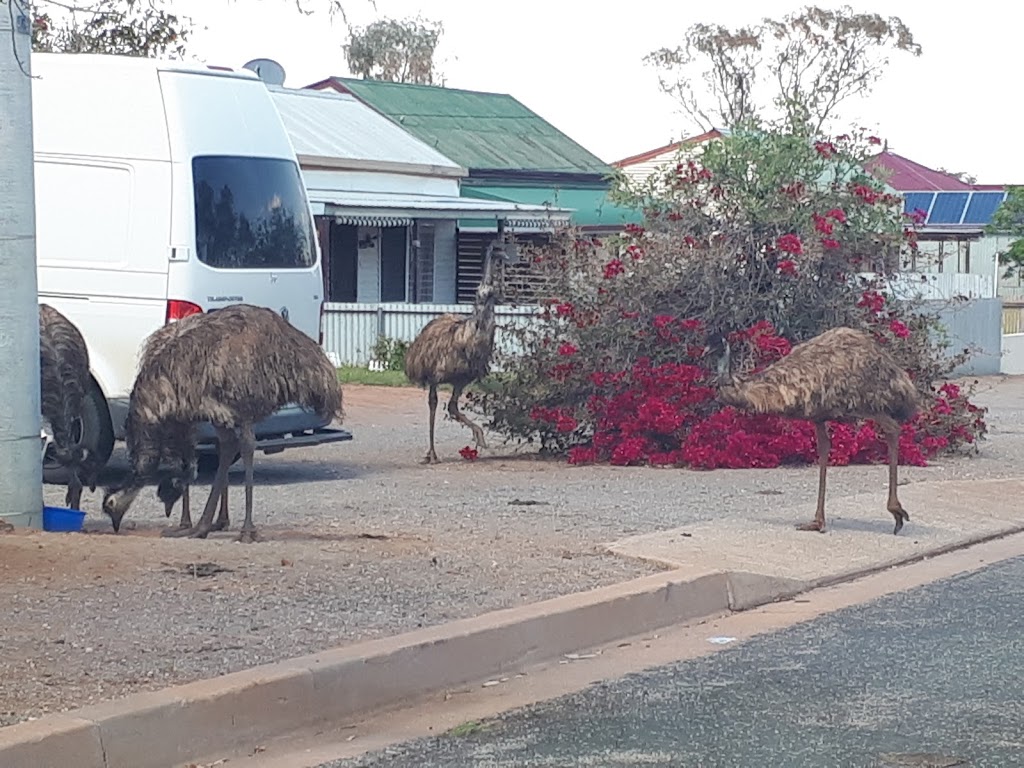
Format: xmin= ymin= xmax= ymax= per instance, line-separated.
xmin=43 ymin=380 xmax=115 ymax=487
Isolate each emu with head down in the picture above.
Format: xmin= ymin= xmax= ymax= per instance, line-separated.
xmin=103 ymin=304 xmax=343 ymax=541
xmin=715 ymin=326 xmax=919 ymax=535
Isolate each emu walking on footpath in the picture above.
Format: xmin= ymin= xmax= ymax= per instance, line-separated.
xmin=404 ymin=239 xmax=511 ymax=464
xmin=103 ymin=304 xmax=343 ymax=542
xmin=715 ymin=326 xmax=919 ymax=535
xmin=39 ymin=304 xmax=97 ymax=510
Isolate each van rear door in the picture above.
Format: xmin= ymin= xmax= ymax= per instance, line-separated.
xmin=159 ymin=69 xmax=323 ymax=339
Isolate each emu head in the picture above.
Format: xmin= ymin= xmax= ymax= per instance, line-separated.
xmin=705 ymin=332 xmax=736 ymax=389
xmin=476 ymin=241 xmax=508 ymax=305
xmin=156 ymin=476 xmax=186 ymax=518
xmin=101 ymin=484 xmax=141 ymax=533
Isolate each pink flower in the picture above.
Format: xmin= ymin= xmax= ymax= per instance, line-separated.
xmin=558 ymin=342 xmax=578 ymax=356
xmin=889 ymin=319 xmax=910 ymax=338
xmin=459 ymin=446 xmax=479 ymax=461
xmin=554 ymin=302 xmax=575 ymax=317
xmin=821 ymin=238 xmax=841 ymax=249
xmin=603 ymin=259 xmax=625 ymax=279
xmin=825 ymin=208 xmax=847 ymax=224
xmin=813 ymin=214 xmax=834 ymax=235
xmin=653 ymin=315 xmax=676 ymax=329
xmin=777 ymin=259 xmax=798 ymax=276
xmin=777 ymin=233 xmax=803 ymax=255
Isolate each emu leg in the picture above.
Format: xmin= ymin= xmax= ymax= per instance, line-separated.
xmin=211 ymin=485 xmax=230 ymax=532
xmin=178 ymin=484 xmax=192 ymax=529
xmin=162 ymin=431 xmax=234 ymax=539
xmin=65 ymin=470 xmax=84 ymax=511
xmin=422 ymin=384 xmax=440 ymax=464
xmin=447 ymin=383 xmax=487 ymax=449
xmin=880 ymin=419 xmax=910 ymax=535
xmin=236 ymin=426 xmax=258 ymax=543
xmin=798 ymin=422 xmax=829 ymax=533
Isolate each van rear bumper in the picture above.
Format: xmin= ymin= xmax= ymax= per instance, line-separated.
xmin=109 ymin=400 xmax=353 ymax=455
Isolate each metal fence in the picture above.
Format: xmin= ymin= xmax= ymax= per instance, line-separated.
xmin=322 ymin=297 xmax=1004 ymax=376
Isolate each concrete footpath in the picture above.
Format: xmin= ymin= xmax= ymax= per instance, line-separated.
xmin=2 ymin=476 xmax=1022 ymax=768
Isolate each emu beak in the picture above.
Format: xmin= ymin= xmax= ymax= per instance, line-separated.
xmin=108 ymin=508 xmax=125 ymax=533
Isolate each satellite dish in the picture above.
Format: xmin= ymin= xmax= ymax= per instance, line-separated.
xmin=242 ymin=58 xmax=286 ymax=86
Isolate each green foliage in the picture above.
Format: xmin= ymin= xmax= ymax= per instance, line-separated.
xmin=468 ymin=127 xmax=981 ymax=457
xmin=31 ymin=0 xmax=192 ymax=57
xmin=370 ymin=335 xmax=409 ymax=372
xmin=344 ymin=15 xmax=443 ymax=85
xmin=988 ymin=185 xmax=1024 ymax=278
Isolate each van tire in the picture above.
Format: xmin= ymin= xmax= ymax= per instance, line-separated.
xmin=43 ymin=379 xmax=115 ymax=487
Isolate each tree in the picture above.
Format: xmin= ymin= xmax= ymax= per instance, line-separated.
xmin=344 ymin=15 xmax=443 ymax=84
xmin=645 ymin=5 xmax=921 ymax=135
xmin=469 ymin=128 xmax=986 ymax=470
xmin=31 ymin=0 xmax=192 ymax=57
xmin=988 ymin=186 xmax=1024 ymax=278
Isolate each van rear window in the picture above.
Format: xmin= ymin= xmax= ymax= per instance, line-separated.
xmin=192 ymin=156 xmax=316 ymax=269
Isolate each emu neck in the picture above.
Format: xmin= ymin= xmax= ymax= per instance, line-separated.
xmin=471 ymin=294 xmax=497 ymax=340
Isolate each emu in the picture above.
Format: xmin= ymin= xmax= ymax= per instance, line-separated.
xmin=716 ymin=326 xmax=919 ymax=535
xmin=39 ymin=304 xmax=98 ymax=509
xmin=103 ymin=304 xmax=343 ymax=542
xmin=404 ymin=242 xmax=510 ymax=463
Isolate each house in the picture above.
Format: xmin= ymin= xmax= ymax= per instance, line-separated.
xmin=268 ymin=86 xmax=569 ymax=365
xmin=612 ymin=129 xmax=726 ymax=186
xmin=304 ymin=77 xmax=641 ymax=304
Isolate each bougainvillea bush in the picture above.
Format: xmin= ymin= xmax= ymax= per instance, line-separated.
xmin=469 ymin=127 xmax=987 ymax=469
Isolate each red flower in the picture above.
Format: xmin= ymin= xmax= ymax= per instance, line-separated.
xmin=680 ymin=318 xmax=704 ymax=332
xmin=459 ymin=446 xmax=479 ymax=461
xmin=814 ymin=141 xmax=835 ymax=158
xmin=889 ymin=319 xmax=910 ymax=338
xmin=623 ymin=223 xmax=645 ymax=236
xmin=908 ymin=208 xmax=928 ymax=226
xmin=825 ymin=207 xmax=847 ymax=224
xmin=558 ymin=342 xmax=578 ymax=356
xmin=821 ymin=238 xmax=841 ymax=249
xmin=653 ymin=314 xmax=676 ymax=329
xmin=868 ymin=136 xmax=882 ymax=145
xmin=777 ymin=259 xmax=798 ymax=276
xmin=857 ymin=290 xmax=886 ymax=314
xmin=554 ymin=301 xmax=575 ymax=317
xmin=777 ymin=233 xmax=803 ymax=255
xmin=852 ymin=184 xmax=880 ymax=205
xmin=603 ymin=259 xmax=625 ymax=279
xmin=626 ymin=244 xmax=644 ymax=261
xmin=813 ymin=213 xmax=834 ymax=235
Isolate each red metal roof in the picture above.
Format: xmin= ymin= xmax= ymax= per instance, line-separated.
xmin=612 ymin=129 xmax=724 ymax=168
xmin=864 ymin=151 xmax=987 ymax=192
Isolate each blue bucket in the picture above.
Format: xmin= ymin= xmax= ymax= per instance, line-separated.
xmin=42 ymin=506 xmax=86 ymax=533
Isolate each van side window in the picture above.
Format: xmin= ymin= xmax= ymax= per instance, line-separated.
xmin=192 ymin=156 xmax=316 ymax=269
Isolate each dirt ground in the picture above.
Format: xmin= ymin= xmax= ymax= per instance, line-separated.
xmin=2 ymin=376 xmax=1021 ymax=726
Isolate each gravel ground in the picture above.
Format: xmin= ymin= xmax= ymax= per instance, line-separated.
xmin=1 ymin=375 xmax=1021 ymax=726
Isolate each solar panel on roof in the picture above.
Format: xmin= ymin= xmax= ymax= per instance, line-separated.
xmin=962 ymin=191 xmax=1007 ymax=225
xmin=927 ymin=192 xmax=970 ymax=224
xmin=903 ymin=192 xmax=935 ymax=216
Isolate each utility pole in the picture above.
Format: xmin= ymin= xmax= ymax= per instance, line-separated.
xmin=0 ymin=0 xmax=43 ymax=527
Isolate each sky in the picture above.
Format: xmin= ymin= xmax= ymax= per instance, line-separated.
xmin=166 ymin=0 xmax=1018 ymax=184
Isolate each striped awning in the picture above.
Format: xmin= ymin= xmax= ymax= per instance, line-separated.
xmin=333 ymin=215 xmax=414 ymax=228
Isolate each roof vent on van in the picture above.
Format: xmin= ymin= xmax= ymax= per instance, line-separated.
xmin=242 ymin=58 xmax=286 ymax=86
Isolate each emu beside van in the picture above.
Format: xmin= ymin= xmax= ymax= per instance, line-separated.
xmin=31 ymin=53 xmax=350 ymax=478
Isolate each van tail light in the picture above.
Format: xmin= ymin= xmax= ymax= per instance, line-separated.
xmin=318 ymin=301 xmax=325 ymax=346
xmin=165 ymin=299 xmax=203 ymax=324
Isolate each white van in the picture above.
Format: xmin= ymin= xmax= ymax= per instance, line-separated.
xmin=31 ymin=53 xmax=351 ymax=478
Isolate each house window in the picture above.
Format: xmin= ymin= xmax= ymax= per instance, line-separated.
xmin=456 ymin=230 xmax=550 ymax=305
xmin=380 ymin=226 xmax=409 ymax=302
xmin=410 ymin=221 xmax=436 ymax=303
xmin=327 ymin=222 xmax=358 ymax=302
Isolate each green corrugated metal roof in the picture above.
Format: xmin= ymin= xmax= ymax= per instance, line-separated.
xmin=461 ymin=185 xmax=642 ymax=229
xmin=325 ymin=78 xmax=613 ymax=176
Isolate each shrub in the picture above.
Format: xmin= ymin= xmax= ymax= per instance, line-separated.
xmin=469 ymin=126 xmax=987 ymax=468
xmin=370 ymin=334 xmax=409 ymax=372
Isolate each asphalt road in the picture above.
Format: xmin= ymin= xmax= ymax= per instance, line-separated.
xmin=331 ymin=555 xmax=1024 ymax=768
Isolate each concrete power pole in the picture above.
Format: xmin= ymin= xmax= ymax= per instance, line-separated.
xmin=0 ymin=0 xmax=43 ymax=527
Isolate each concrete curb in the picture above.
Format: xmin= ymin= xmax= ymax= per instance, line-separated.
xmin=0 ymin=526 xmax=1011 ymax=768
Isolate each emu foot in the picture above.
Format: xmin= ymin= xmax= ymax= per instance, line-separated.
xmin=237 ymin=527 xmax=259 ymax=544
xmin=421 ymin=452 xmax=440 ymax=465
xmin=471 ymin=430 xmax=489 ymax=450
xmin=797 ymin=519 xmax=826 ymax=533
xmin=211 ymin=517 xmax=230 ymax=532
xmin=0 ymin=520 xmax=14 ymax=534
xmin=161 ymin=524 xmax=212 ymax=539
xmin=890 ymin=507 xmax=910 ymax=536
